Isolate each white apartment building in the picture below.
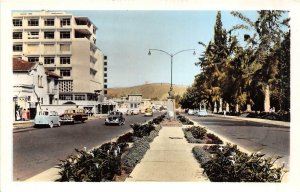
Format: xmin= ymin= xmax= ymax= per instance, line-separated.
xmin=12 ymin=10 xmax=107 ymax=113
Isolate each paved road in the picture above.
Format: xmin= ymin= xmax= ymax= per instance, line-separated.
xmin=188 ymin=115 xmax=290 ymax=168
xmin=13 ymin=113 xmax=160 ymax=181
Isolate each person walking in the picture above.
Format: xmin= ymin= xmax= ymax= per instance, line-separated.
xmin=21 ymin=109 xmax=27 ymax=121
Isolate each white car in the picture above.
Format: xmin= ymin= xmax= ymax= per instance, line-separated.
xmin=197 ymin=109 xmax=208 ymax=117
xmin=188 ymin=109 xmax=195 ymax=115
xmin=34 ymin=110 xmax=61 ymax=128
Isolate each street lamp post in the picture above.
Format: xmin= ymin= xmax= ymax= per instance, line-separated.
xmin=148 ymin=48 xmax=196 ymax=120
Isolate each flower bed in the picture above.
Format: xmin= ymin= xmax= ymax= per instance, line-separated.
xmin=246 ymin=111 xmax=290 ymax=122
xmin=193 ymin=144 xmax=286 ymax=182
xmin=177 ymin=115 xmax=194 ymax=125
xmin=183 ymin=126 xmax=223 ymax=144
xmin=56 ymin=114 xmax=166 ymax=182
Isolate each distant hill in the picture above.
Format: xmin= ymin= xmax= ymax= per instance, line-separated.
xmin=107 ymin=83 xmax=187 ymax=100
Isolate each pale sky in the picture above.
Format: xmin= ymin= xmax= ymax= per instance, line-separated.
xmin=68 ymin=10 xmax=259 ymax=88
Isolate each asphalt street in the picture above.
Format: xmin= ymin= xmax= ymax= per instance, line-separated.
xmin=189 ymin=115 xmax=290 ymax=168
xmin=13 ymin=113 xmax=160 ymax=181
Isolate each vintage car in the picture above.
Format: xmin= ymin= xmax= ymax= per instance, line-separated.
xmin=197 ymin=109 xmax=208 ymax=117
xmin=34 ymin=110 xmax=61 ymax=128
xmin=144 ymin=108 xmax=153 ymax=117
xmin=105 ymin=111 xmax=125 ymax=125
xmin=60 ymin=108 xmax=88 ymax=124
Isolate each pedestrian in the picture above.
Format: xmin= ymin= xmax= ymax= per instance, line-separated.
xmin=21 ymin=109 xmax=27 ymax=121
xmin=223 ymin=110 xmax=226 ymax=117
xmin=16 ymin=110 xmax=21 ymax=121
xmin=27 ymin=108 xmax=30 ymax=120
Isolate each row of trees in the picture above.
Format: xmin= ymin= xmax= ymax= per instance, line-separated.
xmin=180 ymin=11 xmax=290 ymax=113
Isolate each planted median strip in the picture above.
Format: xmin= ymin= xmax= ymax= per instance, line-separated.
xmin=55 ymin=113 xmax=166 ymax=182
xmin=179 ymin=115 xmax=287 ymax=182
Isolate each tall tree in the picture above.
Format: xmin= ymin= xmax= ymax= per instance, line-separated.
xmin=231 ymin=10 xmax=289 ymax=112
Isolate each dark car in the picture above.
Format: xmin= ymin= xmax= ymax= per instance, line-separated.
xmin=105 ymin=111 xmax=125 ymax=125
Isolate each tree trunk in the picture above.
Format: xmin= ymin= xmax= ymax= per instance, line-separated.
xmin=214 ymin=101 xmax=217 ymax=113
xmin=219 ymin=98 xmax=223 ymax=112
xmin=246 ymin=104 xmax=252 ymax=112
xmin=235 ymin=104 xmax=239 ymax=113
xmin=226 ymin=103 xmax=229 ymax=112
xmin=264 ymin=84 xmax=270 ymax=112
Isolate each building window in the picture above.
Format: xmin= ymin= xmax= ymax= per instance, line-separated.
xmin=104 ymin=79 xmax=107 ymax=83
xmin=13 ymin=19 xmax=22 ymax=26
xmin=60 ymin=69 xmax=71 ymax=77
xmin=104 ymin=73 xmax=107 ymax=77
xmin=93 ymin=26 xmax=96 ymax=34
xmin=44 ymin=31 xmax=55 ymax=39
xmin=38 ymin=75 xmax=43 ymax=87
xmin=60 ymin=18 xmax=70 ymax=26
xmin=104 ymin=67 xmax=107 ymax=72
xmin=44 ymin=57 xmax=55 ymax=64
xmin=60 ymin=44 xmax=70 ymax=52
xmin=75 ymin=95 xmax=85 ymax=101
xmin=44 ymin=44 xmax=55 ymax=53
xmin=60 ymin=57 xmax=70 ymax=64
xmin=104 ymin=90 xmax=107 ymax=95
xmin=44 ymin=18 xmax=54 ymax=26
xmin=59 ymin=94 xmax=72 ymax=100
xmin=59 ymin=80 xmax=73 ymax=92
xmin=104 ymin=85 xmax=107 ymax=88
xmin=104 ymin=56 xmax=107 ymax=60
xmin=13 ymin=44 xmax=23 ymax=52
xmin=104 ymin=62 xmax=107 ymax=66
xmin=13 ymin=32 xmax=22 ymax=39
xmin=60 ymin=31 xmax=70 ymax=39
xmin=27 ymin=44 xmax=39 ymax=53
xmin=28 ymin=31 xmax=39 ymax=39
xmin=28 ymin=19 xmax=39 ymax=26
xmin=28 ymin=57 xmax=39 ymax=63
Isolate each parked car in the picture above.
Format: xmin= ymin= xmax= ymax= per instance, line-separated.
xmin=105 ymin=111 xmax=125 ymax=125
xmin=188 ymin=109 xmax=195 ymax=115
xmin=144 ymin=108 xmax=153 ymax=117
xmin=197 ymin=109 xmax=208 ymax=117
xmin=60 ymin=108 xmax=88 ymax=124
xmin=34 ymin=110 xmax=61 ymax=128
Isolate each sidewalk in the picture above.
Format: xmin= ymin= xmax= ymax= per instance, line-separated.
xmin=211 ymin=113 xmax=290 ymax=127
xmin=125 ymin=124 xmax=209 ymax=182
xmin=13 ymin=114 xmax=107 ymax=130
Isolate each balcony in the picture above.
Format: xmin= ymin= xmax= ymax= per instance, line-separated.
xmin=74 ymin=29 xmax=91 ymax=40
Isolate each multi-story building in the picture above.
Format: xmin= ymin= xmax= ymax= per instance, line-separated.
xmin=12 ymin=10 xmax=106 ymax=113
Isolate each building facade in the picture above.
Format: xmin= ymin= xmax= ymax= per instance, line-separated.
xmin=12 ymin=10 xmax=106 ymax=113
xmin=13 ymin=58 xmax=60 ymax=120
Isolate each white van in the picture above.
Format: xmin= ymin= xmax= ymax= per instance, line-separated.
xmin=34 ymin=110 xmax=61 ymax=128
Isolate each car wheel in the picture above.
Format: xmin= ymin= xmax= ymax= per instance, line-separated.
xmin=49 ymin=121 xmax=54 ymax=128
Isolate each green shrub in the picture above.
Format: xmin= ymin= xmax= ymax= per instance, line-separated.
xmin=117 ymin=132 xmax=134 ymax=143
xmin=131 ymin=123 xmax=156 ymax=138
xmin=56 ymin=142 xmax=125 ymax=182
xmin=177 ymin=115 xmax=194 ymax=125
xmin=187 ymin=126 xmax=207 ymax=140
xmin=206 ymin=133 xmax=223 ymax=144
xmin=193 ymin=144 xmax=286 ymax=182
xmin=182 ymin=128 xmax=203 ymax=143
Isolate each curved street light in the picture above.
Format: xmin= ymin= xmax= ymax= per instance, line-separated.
xmin=148 ymin=48 xmax=196 ymax=96
xmin=148 ymin=48 xmax=196 ymax=120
